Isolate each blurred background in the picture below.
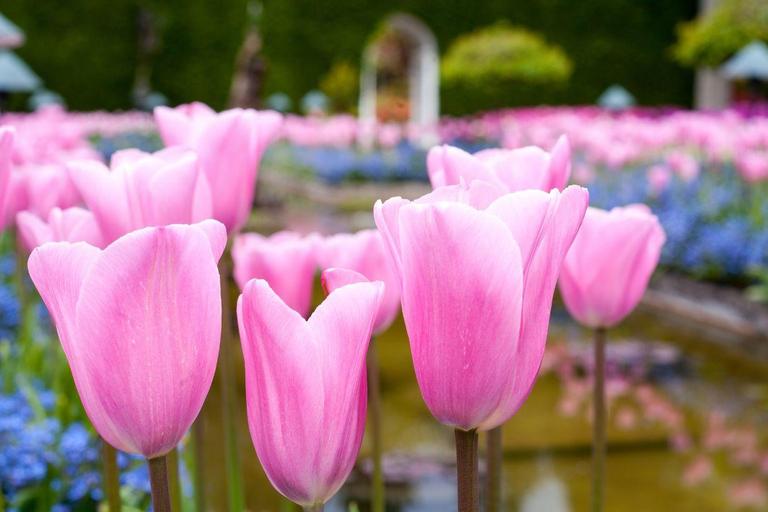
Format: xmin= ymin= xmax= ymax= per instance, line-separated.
xmin=3 ymin=0 xmax=768 ymax=511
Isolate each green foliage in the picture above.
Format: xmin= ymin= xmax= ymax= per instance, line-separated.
xmin=319 ymin=60 xmax=359 ymax=113
xmin=442 ymin=22 xmax=573 ymax=90
xmin=673 ymin=0 xmax=768 ymax=68
xmin=4 ymin=0 xmax=697 ymax=112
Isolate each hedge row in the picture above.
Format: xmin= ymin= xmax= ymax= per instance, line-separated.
xmin=5 ymin=0 xmax=697 ymax=113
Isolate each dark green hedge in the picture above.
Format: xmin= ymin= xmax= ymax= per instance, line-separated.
xmin=4 ymin=0 xmax=696 ymax=113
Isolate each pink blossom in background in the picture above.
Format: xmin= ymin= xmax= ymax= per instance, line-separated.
xmin=232 ymin=231 xmax=320 ymax=318
xmin=375 ymin=180 xmax=588 ymax=431
xmin=154 ymin=102 xmax=283 ymax=232
xmin=647 ymin=165 xmax=672 ymax=195
xmin=665 ymin=150 xmax=700 ymax=182
xmin=3 ymin=164 xmax=81 ymax=229
xmin=316 ymin=229 xmax=400 ymax=334
xmin=237 ymin=269 xmax=383 ymax=507
xmin=559 ymin=205 xmax=666 ymax=329
xmin=427 ymin=136 xmax=571 ymax=193
xmin=683 ymin=456 xmax=713 ymax=487
xmin=736 ymin=151 xmax=768 ymax=184
xmin=16 ymin=207 xmax=103 ymax=252
xmin=68 ymin=147 xmax=212 ymax=244
xmin=27 ymin=220 xmax=226 ymax=458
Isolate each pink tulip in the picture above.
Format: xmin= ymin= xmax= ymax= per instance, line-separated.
xmin=3 ymin=164 xmax=80 ymax=229
xmin=232 ymin=231 xmax=319 ymax=318
xmin=374 ymin=180 xmax=588 ymax=431
xmin=237 ymin=268 xmax=384 ymax=506
xmin=68 ymin=147 xmax=212 ymax=244
xmin=0 ymin=127 xmax=14 ymax=227
xmin=316 ymin=230 xmax=400 ymax=334
xmin=154 ymin=102 xmax=283 ymax=232
xmin=647 ymin=165 xmax=672 ymax=195
xmin=427 ymin=136 xmax=571 ymax=193
xmin=665 ymin=150 xmax=699 ymax=182
xmin=16 ymin=207 xmax=103 ymax=252
xmin=27 ymin=220 xmax=226 ymax=458
xmin=558 ymin=205 xmax=666 ymax=328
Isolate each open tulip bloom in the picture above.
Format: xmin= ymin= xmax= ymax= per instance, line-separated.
xmin=238 ymin=268 xmax=384 ymax=510
xmin=17 ymin=206 xmax=104 ymax=252
xmin=427 ymin=136 xmax=571 ymax=193
xmin=233 ymin=230 xmax=321 ymax=318
xmin=374 ymin=179 xmax=588 ymax=511
xmin=154 ymin=102 xmax=283 ymax=233
xmin=68 ymin=147 xmax=213 ymax=244
xmin=28 ymin=219 xmax=226 ymax=512
xmin=557 ymin=204 xmax=665 ymax=512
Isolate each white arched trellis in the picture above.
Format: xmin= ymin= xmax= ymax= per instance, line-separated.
xmin=358 ymin=13 xmax=439 ymax=143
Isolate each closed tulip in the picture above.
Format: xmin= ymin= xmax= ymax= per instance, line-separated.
xmin=68 ymin=147 xmax=212 ymax=244
xmin=27 ymin=220 xmax=226 ymax=459
xmin=237 ymin=268 xmax=383 ymax=508
xmin=558 ymin=205 xmax=666 ymax=329
xmin=17 ymin=207 xmax=103 ymax=252
xmin=427 ymin=136 xmax=571 ymax=193
xmin=375 ymin=180 xmax=588 ymax=431
xmin=154 ymin=102 xmax=283 ymax=232
xmin=232 ymin=231 xmax=319 ymax=318
xmin=316 ymin=229 xmax=400 ymax=334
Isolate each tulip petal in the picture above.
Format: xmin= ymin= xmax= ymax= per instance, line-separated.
xmin=238 ymin=279 xmax=324 ymax=505
xmin=320 ymin=268 xmax=368 ymax=296
xmin=68 ymin=160 xmax=131 ymax=243
xmin=27 ymin=242 xmax=127 ymax=450
xmin=309 ymin=279 xmax=383 ymax=501
xmin=74 ymin=224 xmax=222 ymax=458
xmin=398 ymin=202 xmax=524 ymax=430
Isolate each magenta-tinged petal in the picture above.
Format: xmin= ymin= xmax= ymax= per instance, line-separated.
xmin=494 ymin=186 xmax=589 ymax=423
xmin=193 ymin=219 xmax=228 ymax=261
xmin=146 ymin=152 xmax=202 ymax=225
xmin=547 ymin=135 xmax=572 ymax=191
xmin=415 ymin=179 xmax=505 ymax=210
xmin=317 ymin=231 xmax=400 ymax=334
xmin=238 ymin=279 xmax=324 ymax=505
xmin=320 ymin=268 xmax=368 ymax=296
xmin=398 ymin=202 xmax=524 ymax=431
xmin=73 ymin=223 xmax=222 ymax=458
xmin=426 ymin=145 xmax=501 ymax=189
xmin=16 ymin=211 xmax=53 ymax=252
xmin=68 ymin=160 xmax=131 ymax=243
xmin=373 ymin=198 xmax=409 ymax=288
xmin=232 ymin=231 xmax=318 ymax=317
xmin=27 ymin=242 xmax=127 ymax=450
xmin=490 ymin=146 xmax=551 ymax=192
xmin=308 ymin=279 xmax=382 ymax=502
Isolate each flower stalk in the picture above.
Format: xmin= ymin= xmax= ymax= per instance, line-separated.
xmin=102 ymin=439 xmax=121 ymax=511
xmin=368 ymin=336 xmax=385 ymax=512
xmin=455 ymin=429 xmax=479 ymax=512
xmin=148 ymin=455 xmax=172 ymax=512
xmin=592 ymin=327 xmax=608 ymax=512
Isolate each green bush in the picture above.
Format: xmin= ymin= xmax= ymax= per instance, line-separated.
xmin=442 ymin=22 xmax=573 ymax=90
xmin=673 ymin=0 xmax=768 ymax=68
xmin=319 ymin=60 xmax=359 ymax=113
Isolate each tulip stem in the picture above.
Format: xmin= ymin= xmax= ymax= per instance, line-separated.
xmin=485 ymin=427 xmax=503 ymax=512
xmin=368 ymin=336 xmax=385 ymax=512
xmin=102 ymin=439 xmax=122 ymax=511
xmin=168 ymin=447 xmax=182 ymax=512
xmin=148 ymin=456 xmax=172 ymax=512
xmin=455 ymin=429 xmax=479 ymax=512
xmin=193 ymin=420 xmax=206 ymax=511
xmin=218 ymin=253 xmax=245 ymax=512
xmin=592 ymin=327 xmax=608 ymax=512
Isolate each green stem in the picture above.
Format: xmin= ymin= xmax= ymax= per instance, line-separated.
xmin=148 ymin=456 xmax=172 ymax=512
xmin=485 ymin=427 xmax=502 ymax=512
xmin=217 ymin=252 xmax=245 ymax=512
xmin=280 ymin=497 xmax=301 ymax=511
xmin=454 ymin=429 xmax=479 ymax=512
xmin=102 ymin=439 xmax=122 ymax=511
xmin=168 ymin=447 xmax=182 ymax=512
xmin=592 ymin=327 xmax=608 ymax=512
xmin=368 ymin=337 xmax=385 ymax=512
xmin=193 ymin=419 xmax=206 ymax=511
